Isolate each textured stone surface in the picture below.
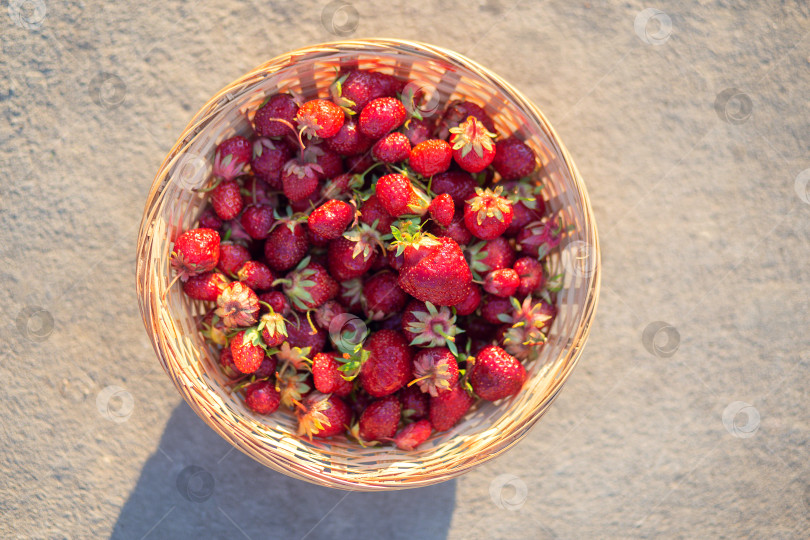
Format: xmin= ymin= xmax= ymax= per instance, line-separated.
xmin=1 ymin=1 xmax=809 ymax=538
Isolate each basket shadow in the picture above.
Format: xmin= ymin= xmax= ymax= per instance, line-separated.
xmin=111 ymin=401 xmax=457 ymax=539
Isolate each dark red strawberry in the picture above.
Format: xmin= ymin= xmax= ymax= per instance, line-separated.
xmin=429 ymin=382 xmax=474 ymax=431
xmin=240 ymin=177 xmax=276 ymax=208
xmin=429 ymin=213 xmax=473 ymax=246
xmin=211 ymin=180 xmax=244 ymax=221
xmin=296 ymin=98 xmax=345 ymax=139
xmin=449 ymin=116 xmax=497 ymax=173
xmin=492 ymin=137 xmax=536 ymax=180
xmin=212 ymin=136 xmax=251 ymax=181
xmin=182 ymin=271 xmax=228 ymax=301
xmin=514 ymin=257 xmax=545 ymax=297
xmin=337 ymin=278 xmax=364 ymax=313
xmin=259 ymin=290 xmax=290 ymax=315
xmin=327 ymin=236 xmax=376 ymax=282
xmin=463 ymin=186 xmax=514 ymax=240
xmin=251 ymin=137 xmax=292 ymax=188
xmin=297 ymin=392 xmax=352 ymax=439
xmin=371 ymin=71 xmax=406 ymax=97
xmin=308 ymin=144 xmax=344 ymax=179
xmin=237 ymin=260 xmax=274 ymax=291
xmin=218 ymin=347 xmax=239 ymax=378
xmin=428 ymin=193 xmax=454 ymax=227
xmin=358 ymin=394 xmax=402 ymax=441
xmin=484 ymin=268 xmax=520 ymax=297
xmin=171 ymin=228 xmax=220 ymax=281
xmin=198 ymin=208 xmax=223 ymax=230
xmin=516 ymin=215 xmax=563 ymax=259
xmin=480 ymin=295 xmax=513 ymax=325
xmin=285 ymin=317 xmax=327 ymax=356
xmin=430 ymin=171 xmax=478 ymax=207
xmin=360 ymin=330 xmax=413 ymax=397
xmin=409 ymin=139 xmax=452 ymax=177
xmin=253 ymin=353 xmax=278 ymax=379
xmin=258 ymin=307 xmax=287 ymax=348
xmin=470 ymin=345 xmax=527 ymax=401
xmin=325 ymin=117 xmax=374 ymax=156
xmin=230 ymin=328 xmax=265 ymax=374
xmin=333 ymin=70 xmax=382 ymax=113
xmin=453 ymin=284 xmax=482 ymax=316
xmin=375 ymin=173 xmax=429 ymax=217
xmin=394 ymin=419 xmax=432 ymax=450
xmin=217 ymin=243 xmax=251 ymax=276
xmin=402 ymin=117 xmax=435 ymax=146
xmin=345 ymin=153 xmax=375 ymax=174
xmin=253 ymin=93 xmax=299 ymax=138
xmin=281 ymin=258 xmax=338 ymax=311
xmin=308 ymin=199 xmax=354 ymax=240
xmin=312 ymin=351 xmax=353 ymax=397
xmin=216 ymin=282 xmax=259 ymax=328
xmin=314 ymin=299 xmax=346 ymax=330
xmin=281 ymin=157 xmax=322 ymax=202
xmin=501 ymin=180 xmax=546 ymax=236
xmin=244 ymin=380 xmax=281 ymax=414
xmin=264 ymin=221 xmax=309 ymax=271
xmin=372 ymin=132 xmax=411 ymax=163
xmin=436 ymin=100 xmax=496 ymax=140
xmin=359 ymin=97 xmax=407 ymax=139
xmin=321 ymin=172 xmax=359 ymax=200
xmin=398 ymin=385 xmax=429 ymax=421
xmin=240 ymin=204 xmax=275 ymax=240
xmin=289 ymin=187 xmax=322 ymax=213
xmin=411 ymin=347 xmax=459 ymax=397
xmin=363 ymin=271 xmax=408 ymax=320
xmin=478 ymin=237 xmax=517 ymax=272
xmin=359 ymin=194 xmax=397 ymax=233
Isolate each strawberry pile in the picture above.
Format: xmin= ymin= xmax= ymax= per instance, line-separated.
xmin=169 ymin=68 xmax=565 ymax=450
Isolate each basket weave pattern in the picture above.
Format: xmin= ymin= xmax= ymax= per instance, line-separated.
xmin=136 ymin=39 xmax=600 ymax=491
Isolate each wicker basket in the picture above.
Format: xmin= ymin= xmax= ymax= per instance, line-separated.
xmin=135 ymin=38 xmax=600 ymax=491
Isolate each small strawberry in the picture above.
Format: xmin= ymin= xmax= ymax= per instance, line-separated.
xmin=463 ymin=186 xmax=514 ymax=240
xmin=516 ymin=215 xmax=563 ymax=259
xmin=321 ymin=172 xmax=360 ymax=200
xmin=296 ymin=99 xmax=345 ymax=139
xmin=253 ymin=354 xmax=278 ymax=379
xmin=337 ymin=278 xmax=364 ymax=313
xmin=259 ymin=290 xmax=290 ymax=316
xmin=332 ymin=69 xmax=382 ymax=113
xmin=398 ymin=385 xmax=429 ymax=421
xmin=430 ymin=171 xmax=478 ymax=207
xmin=218 ymin=347 xmax=239 ymax=378
xmin=484 ymin=268 xmax=520 ymax=297
xmin=240 ymin=204 xmax=275 ymax=240
xmin=363 ymin=271 xmax=408 ymax=320
xmin=449 ymin=116 xmax=497 ymax=173
xmin=345 ymin=153 xmax=375 ymax=174
xmin=393 ymin=419 xmax=432 ymax=451
xmin=358 ymin=394 xmax=402 ymax=441
xmin=182 ymin=271 xmax=229 ymax=301
xmin=251 ymin=138 xmax=292 ymax=188
xmin=217 ymin=243 xmax=251 ymax=277
xmin=211 ymin=180 xmax=244 ymax=221
xmin=313 ymin=299 xmax=346 ymax=330
xmin=453 ymin=285 xmax=482 ymax=316
xmin=279 ymin=257 xmax=338 ymax=311
xmin=371 ymin=132 xmax=411 ymax=163
xmin=308 ymin=144 xmax=344 ymax=179
xmin=197 ymin=208 xmax=223 ymax=230
xmin=327 ymin=230 xmax=379 ymax=281
xmin=428 ymin=193 xmax=454 ymax=228
xmin=375 ymin=173 xmax=429 ymax=217
xmin=513 ymin=257 xmax=545 ymax=297
xmin=230 ymin=328 xmax=265 ymax=374
xmin=401 ymin=300 xmax=462 ymax=354
xmin=402 ymin=117 xmax=434 ymax=146
xmin=501 ymin=180 xmax=546 ymax=236
xmin=360 ymin=329 xmax=414 ymax=397
xmin=258 ymin=308 xmax=287 ymax=348
xmin=307 ymin=199 xmax=354 ymax=241
xmin=358 ymin=97 xmax=407 ymax=139
xmin=297 ymin=392 xmax=352 ymax=439
xmin=312 ymin=351 xmax=353 ymax=397
xmin=289 ymin=188 xmax=322 ymax=213
xmin=253 ymin=93 xmax=299 ymax=138
xmin=470 ymin=345 xmax=527 ymax=401
xmin=411 ymin=347 xmax=459 ymax=397
xmin=409 ymin=139 xmax=452 ymax=177
xmin=212 ymin=136 xmax=251 ymax=182
xmin=492 ymin=137 xmax=536 ymax=180
xmin=282 ymin=322 xmax=326 ymax=357
xmin=429 ymin=382 xmax=474 ymax=432
xmin=429 ymin=213 xmax=473 ymax=246
xmin=281 ymin=157 xmax=322 ymax=202
xmin=325 ymin=117 xmax=373 ymax=156
xmin=264 ymin=220 xmax=309 ymax=271
xmin=244 ymin=380 xmax=281 ymax=414
xmin=170 ymin=228 xmax=220 ymax=281
xmin=480 ymin=295 xmax=513 ymax=325
xmin=436 ymin=100 xmax=496 ymax=140
xmin=216 ymin=282 xmax=259 ymax=328
xmin=359 ymin=194 xmax=397 ymax=234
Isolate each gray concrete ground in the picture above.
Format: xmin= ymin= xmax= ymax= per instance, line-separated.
xmin=1 ymin=0 xmax=809 ymax=538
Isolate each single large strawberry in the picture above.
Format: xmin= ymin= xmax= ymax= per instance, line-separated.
xmin=358 ymin=394 xmax=402 ymax=441
xmin=280 ymin=258 xmax=338 ymax=311
xmin=307 ymin=199 xmax=354 ymax=240
xmin=216 ymin=243 xmax=251 ymax=277
xmin=492 ymin=137 xmax=536 ymax=180
xmin=470 ymin=345 xmax=527 ymax=401
xmin=409 ymin=139 xmax=452 ymax=177
xmin=449 ymin=116 xmax=497 ymax=173
xmin=216 ymin=281 xmax=259 ymax=328
xmin=297 ymin=392 xmax=352 ymax=439
xmin=372 ymin=132 xmax=411 ymax=163
xmin=375 ymin=173 xmax=429 ymax=217
xmin=281 ymin=157 xmax=322 ymax=202
xmin=327 ymin=235 xmax=377 ymax=282
xmin=296 ymin=99 xmax=344 ymax=139
xmin=312 ymin=351 xmax=353 ymax=397
xmin=463 ymin=186 xmax=514 ymax=240
xmin=411 ymin=347 xmax=459 ymax=397
xmin=264 ymin=221 xmax=309 ymax=271
xmin=212 ymin=136 xmax=251 ymax=181
xmin=244 ymin=380 xmax=281 ymax=414
xmin=429 ymin=382 xmax=474 ymax=432
xmin=360 ymin=329 xmax=413 ymax=397
xmin=362 ymin=271 xmax=408 ymax=320
xmin=182 ymin=271 xmax=229 ymax=301
xmin=240 ymin=204 xmax=275 ymax=240
xmin=170 ymin=228 xmax=220 ymax=281
xmin=393 ymin=419 xmax=432 ymax=451
xmin=230 ymin=328 xmax=265 ymax=374
xmin=253 ymin=93 xmax=299 ymax=137
xmin=211 ymin=179 xmax=244 ymax=221
xmin=358 ymin=97 xmax=407 ymax=139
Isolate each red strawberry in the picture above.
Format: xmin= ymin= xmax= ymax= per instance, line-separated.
xmin=453 ymin=285 xmax=482 ymax=316
xmin=401 ymin=300 xmax=461 ymax=352
xmin=360 ymin=330 xmax=413 ymax=397
xmin=182 ymin=271 xmax=228 ymax=301
xmin=212 ymin=136 xmax=251 ymax=181
xmin=449 ymin=116 xmax=497 ymax=173
xmin=258 ymin=308 xmax=287 ymax=348
xmin=237 ymin=260 xmax=275 ymax=291
xmin=314 ymin=299 xmax=346 ymax=330
xmin=394 ymin=419 xmax=432 ymax=450
xmin=281 ymin=258 xmax=338 ymax=311
xmin=281 ymin=157 xmax=322 ymax=202
xmin=218 ymin=347 xmax=239 ymax=378
xmin=514 ymin=257 xmax=545 ymax=297
xmin=308 ymin=144 xmax=344 ymax=179
xmin=325 ymin=117 xmax=373 ymax=156
xmin=484 ymin=268 xmax=520 ymax=297
xmin=436 ymin=100 xmax=496 ymax=140
xmin=371 ymin=72 xmax=406 ymax=97
xmin=372 ymin=132 xmax=411 ymax=163
xmin=285 ymin=317 xmax=327 ymax=355
xmin=398 ymin=385 xmax=429 ymax=421
xmin=312 ymin=351 xmax=353 ymax=397
xmin=244 ymin=380 xmax=281 ymax=414
xmin=359 ymin=194 xmax=397 ymax=234
xmin=296 ymin=99 xmax=344 ymax=139
xmin=253 ymin=354 xmax=278 ymax=379
xmin=411 ymin=347 xmax=459 ymax=397
xmin=264 ymin=221 xmax=309 ymax=271
xmin=492 ymin=137 xmax=536 ymax=180
xmin=216 ymin=243 xmax=251 ymax=276
xmin=327 ymin=235 xmax=376 ymax=282
xmin=363 ymin=271 xmax=408 ymax=320
xmin=358 ymin=394 xmax=402 ymax=441
xmin=216 ymin=282 xmax=259 ymax=328
xmin=198 ymin=208 xmax=223 ymax=230
xmin=230 ymin=328 xmax=265 ymax=374
xmin=463 ymin=186 xmax=514 ymax=240
xmin=375 ymin=173 xmax=429 ymax=217
xmin=253 ymin=93 xmax=299 ymax=138
xmin=345 ymin=153 xmax=375 ymax=174
xmin=479 ymin=237 xmax=517 ymax=272
xmin=429 ymin=382 xmax=474 ymax=432
xmin=297 ymin=392 xmax=352 ymax=439
xmin=480 ymin=295 xmax=513 ymax=325
xmin=259 ymin=290 xmax=290 ymax=316
xmin=358 ymin=97 xmax=407 ymax=139
xmin=170 ymin=228 xmax=220 ymax=281
xmin=289 ymin=187 xmax=322 ymax=213
xmin=337 ymin=278 xmax=364 ymax=313
xmin=307 ymin=199 xmax=354 ymax=240
xmin=501 ymin=180 xmax=546 ymax=236
xmin=516 ymin=215 xmax=563 ymax=258
xmin=430 ymin=171 xmax=478 ymax=207
xmin=210 ymin=180 xmax=244 ymax=221
xmin=428 ymin=193 xmax=454 ymax=227
xmin=251 ymin=138 xmax=292 ymax=188
xmin=240 ymin=204 xmax=275 ymax=240
xmin=402 ymin=117 xmax=434 ymax=146
xmin=409 ymin=139 xmax=452 ymax=177
xmin=470 ymin=345 xmax=527 ymax=401
xmin=429 ymin=213 xmax=473 ymax=246
xmin=332 ymin=70 xmax=383 ymax=114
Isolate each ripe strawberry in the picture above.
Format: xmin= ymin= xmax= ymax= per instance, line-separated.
xmin=484 ymin=268 xmax=520 ymax=297
xmin=321 ymin=172 xmax=360 ymax=200
xmin=429 ymin=382 xmax=474 ymax=432
xmin=280 ymin=258 xmax=338 ymax=311
xmin=398 ymin=385 xmax=429 ymax=421
xmin=244 ymin=380 xmax=281 ymax=414
xmin=308 ymin=144 xmax=344 ymax=179
xmin=337 ymin=278 xmax=364 ymax=312
xmin=411 ymin=347 xmax=459 ymax=397
xmin=259 ymin=290 xmax=290 ymax=316
xmin=363 ymin=271 xmax=408 ymax=320
xmin=513 ymin=257 xmax=545 ymax=297
xmin=393 ymin=419 xmax=432 ymax=450
xmin=297 ymin=392 xmax=352 ymax=439
xmin=409 ymin=139 xmax=452 ymax=177
xmin=264 ymin=221 xmax=309 ymax=271
xmin=463 ymin=186 xmax=514 ymax=240
xmin=358 ymin=97 xmax=407 ymax=139
xmin=258 ymin=308 xmax=287 ymax=348
xmin=332 ymin=69 xmax=382 ymax=114
xmin=402 ymin=117 xmax=434 ymax=146
xmin=325 ymin=117 xmax=373 ymax=156
xmin=296 ymin=99 xmax=344 ymax=139
xmin=211 ymin=180 xmax=244 ymax=221
xmin=182 ymin=271 xmax=228 ymax=301
xmin=240 ymin=204 xmax=275 ymax=240
xmin=371 ymin=71 xmax=406 ymax=97
xmin=430 ymin=170 xmax=478 ymax=207
xmin=253 ymin=93 xmax=299 ymax=137
xmin=501 ymin=180 xmax=546 ymax=236
xmin=251 ymin=138 xmax=292 ymax=188
xmin=281 ymin=157 xmax=322 ymax=202
xmin=285 ymin=318 xmax=327 ymax=356
xmin=253 ymin=353 xmax=278 ymax=379
xmin=212 ymin=136 xmax=251 ymax=181
xmin=217 ymin=243 xmax=251 ymax=276
xmin=218 ymin=347 xmax=239 ymax=378
xmin=492 ymin=137 xmax=536 ymax=180
xmin=360 ymin=330 xmax=413 ymax=397
xmin=359 ymin=194 xmax=397 ymax=234
xmin=236 ymin=260 xmax=274 ymax=292
xmin=375 ymin=173 xmax=429 ymax=217
xmin=289 ymin=187 xmax=322 ymax=213
xmin=358 ymin=395 xmax=402 ymax=441
xmin=327 ymin=235 xmax=377 ymax=282
xmin=345 ymin=153 xmax=375 ymax=174
xmin=313 ymin=299 xmax=346 ymax=330
xmin=401 ymin=300 xmax=461 ymax=352
xmin=216 ymin=282 xmax=259 ymax=328
xmin=230 ymin=328 xmax=265 ymax=374
xmin=429 ymin=213 xmax=473 ymax=246
xmin=436 ymin=100 xmax=496 ymax=140
xmin=516 ymin=215 xmax=563 ymax=259
xmin=449 ymin=116 xmax=497 ymax=173
xmin=220 ymin=218 xmax=252 ymax=244
xmin=312 ymin=351 xmax=353 ymax=397
xmin=480 ymin=295 xmax=513 ymax=325
xmin=197 ymin=208 xmax=222 ymax=230
xmin=428 ymin=193 xmax=454 ymax=228
xmin=170 ymin=228 xmax=220 ymax=281
xmin=453 ymin=285 xmax=482 ymax=316
xmin=307 ymin=199 xmax=354 ymax=240
xmin=470 ymin=345 xmax=527 ymax=401
xmin=372 ymin=132 xmax=411 ymax=163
